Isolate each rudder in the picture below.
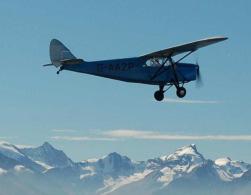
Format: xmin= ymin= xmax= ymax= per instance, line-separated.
xmin=50 ymin=39 xmax=83 ymax=67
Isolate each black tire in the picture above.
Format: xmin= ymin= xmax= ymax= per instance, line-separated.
xmin=176 ymin=87 xmax=186 ymax=98
xmin=154 ymin=90 xmax=164 ymax=101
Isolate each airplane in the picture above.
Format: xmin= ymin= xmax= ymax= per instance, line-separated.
xmin=44 ymin=36 xmax=227 ymax=101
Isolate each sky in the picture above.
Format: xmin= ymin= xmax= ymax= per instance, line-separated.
xmin=0 ymin=0 xmax=251 ymax=162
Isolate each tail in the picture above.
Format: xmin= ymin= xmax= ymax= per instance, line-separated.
xmin=44 ymin=39 xmax=84 ymax=67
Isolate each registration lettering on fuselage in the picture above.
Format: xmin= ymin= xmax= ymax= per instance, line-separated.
xmin=97 ymin=62 xmax=136 ymax=73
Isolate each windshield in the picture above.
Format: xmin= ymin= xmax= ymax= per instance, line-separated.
xmin=145 ymin=58 xmax=171 ymax=67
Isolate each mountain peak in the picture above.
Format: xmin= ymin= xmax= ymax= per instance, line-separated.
xmin=190 ymin=143 xmax=197 ymax=149
xmin=107 ymin=152 xmax=122 ymax=158
xmin=175 ymin=144 xmax=198 ymax=155
xmin=20 ymin=142 xmax=74 ymax=168
xmin=1 ymin=140 xmax=251 ymax=194
xmin=159 ymin=144 xmax=201 ymax=162
xmin=41 ymin=142 xmax=54 ymax=149
xmin=96 ymin=152 xmax=135 ymax=176
xmin=102 ymin=152 xmax=131 ymax=165
xmin=148 ymin=144 xmax=206 ymax=173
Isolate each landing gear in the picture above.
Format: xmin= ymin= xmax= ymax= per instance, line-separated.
xmin=57 ymin=66 xmax=64 ymax=74
xmin=153 ymin=86 xmax=186 ymax=101
xmin=176 ymin=87 xmax=186 ymax=98
xmin=152 ymin=55 xmax=189 ymax=101
xmin=154 ymin=85 xmax=165 ymax=101
xmin=154 ymin=90 xmax=164 ymax=101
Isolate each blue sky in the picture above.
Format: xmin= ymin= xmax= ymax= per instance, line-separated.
xmin=0 ymin=0 xmax=251 ymax=162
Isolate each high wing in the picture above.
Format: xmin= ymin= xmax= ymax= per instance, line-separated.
xmin=141 ymin=36 xmax=228 ymax=59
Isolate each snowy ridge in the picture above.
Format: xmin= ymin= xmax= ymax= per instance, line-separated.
xmin=0 ymin=141 xmax=44 ymax=172
xmin=0 ymin=141 xmax=25 ymax=159
xmin=147 ymin=144 xmax=205 ymax=172
xmin=214 ymin=157 xmax=249 ymax=180
xmin=0 ymin=141 xmax=250 ymax=195
xmin=99 ymin=169 xmax=153 ymax=195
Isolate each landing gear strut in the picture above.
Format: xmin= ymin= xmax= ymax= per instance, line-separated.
xmin=151 ymin=55 xmax=189 ymax=101
xmin=169 ymin=57 xmax=187 ymax=99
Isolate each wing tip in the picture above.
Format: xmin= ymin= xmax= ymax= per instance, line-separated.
xmin=207 ymin=36 xmax=228 ymax=41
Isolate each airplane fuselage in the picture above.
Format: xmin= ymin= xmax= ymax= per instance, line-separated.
xmin=63 ymin=57 xmax=198 ymax=86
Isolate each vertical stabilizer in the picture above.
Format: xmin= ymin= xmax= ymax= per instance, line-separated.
xmin=50 ymin=39 xmax=77 ymax=67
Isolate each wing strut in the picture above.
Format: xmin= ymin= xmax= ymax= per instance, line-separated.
xmin=169 ymin=57 xmax=180 ymax=88
xmin=169 ymin=50 xmax=196 ymax=86
xmin=175 ymin=50 xmax=195 ymax=63
xmin=150 ymin=58 xmax=169 ymax=80
xmin=150 ymin=50 xmax=195 ymax=81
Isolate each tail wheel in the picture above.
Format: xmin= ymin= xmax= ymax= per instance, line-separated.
xmin=176 ymin=87 xmax=186 ymax=98
xmin=154 ymin=90 xmax=164 ymax=101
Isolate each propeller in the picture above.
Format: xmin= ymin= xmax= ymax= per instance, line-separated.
xmin=195 ymin=60 xmax=203 ymax=87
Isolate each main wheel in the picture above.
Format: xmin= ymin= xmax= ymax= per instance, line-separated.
xmin=154 ymin=90 xmax=164 ymax=101
xmin=176 ymin=87 xmax=186 ymax=98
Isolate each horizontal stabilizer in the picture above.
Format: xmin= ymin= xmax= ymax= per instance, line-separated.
xmin=43 ymin=63 xmax=54 ymax=67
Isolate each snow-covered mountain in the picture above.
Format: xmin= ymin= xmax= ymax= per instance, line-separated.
xmin=20 ymin=142 xmax=74 ymax=169
xmin=0 ymin=141 xmax=250 ymax=195
xmin=0 ymin=141 xmax=44 ymax=172
xmin=81 ymin=152 xmax=144 ymax=177
xmin=214 ymin=157 xmax=249 ymax=180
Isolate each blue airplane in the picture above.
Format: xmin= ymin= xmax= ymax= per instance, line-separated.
xmin=44 ymin=37 xmax=227 ymax=101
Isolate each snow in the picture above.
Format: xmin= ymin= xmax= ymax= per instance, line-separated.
xmin=0 ymin=141 xmax=251 ymax=193
xmin=158 ymin=167 xmax=175 ymax=185
xmin=80 ymin=172 xmax=96 ymax=180
xmin=155 ymin=144 xmax=205 ymax=175
xmin=80 ymin=166 xmax=96 ymax=179
xmin=35 ymin=160 xmax=54 ymax=170
xmin=82 ymin=158 xmax=99 ymax=163
xmin=14 ymin=165 xmax=26 ymax=172
xmin=13 ymin=165 xmax=32 ymax=174
xmin=231 ymin=161 xmax=249 ymax=174
xmin=82 ymin=166 xmax=95 ymax=172
xmin=173 ymin=144 xmax=198 ymax=156
xmin=215 ymin=157 xmax=231 ymax=166
xmin=215 ymin=166 xmax=233 ymax=181
xmin=20 ymin=142 xmax=74 ymax=168
xmin=160 ymin=144 xmax=201 ymax=162
xmin=214 ymin=157 xmax=249 ymax=180
xmin=15 ymin=144 xmax=35 ymax=149
xmin=186 ymin=164 xmax=200 ymax=173
xmin=0 ymin=168 xmax=7 ymax=175
xmin=0 ymin=141 xmax=25 ymax=159
xmin=163 ymin=144 xmax=200 ymax=161
xmin=98 ymin=169 xmax=152 ymax=195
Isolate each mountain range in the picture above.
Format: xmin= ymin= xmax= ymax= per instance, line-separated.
xmin=0 ymin=141 xmax=250 ymax=195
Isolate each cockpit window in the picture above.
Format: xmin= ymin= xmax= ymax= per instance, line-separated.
xmin=145 ymin=58 xmax=171 ymax=67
